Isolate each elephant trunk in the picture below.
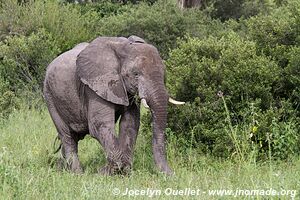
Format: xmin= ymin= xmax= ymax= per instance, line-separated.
xmin=146 ymin=84 xmax=173 ymax=175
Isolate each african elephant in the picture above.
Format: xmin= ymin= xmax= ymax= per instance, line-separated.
xmin=43 ymin=36 xmax=184 ymax=175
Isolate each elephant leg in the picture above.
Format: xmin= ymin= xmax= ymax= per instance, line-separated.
xmin=46 ymin=101 xmax=82 ymax=173
xmin=118 ymin=103 xmax=140 ymax=174
xmin=87 ymin=97 xmax=122 ymax=175
xmin=59 ymin=134 xmax=82 ymax=174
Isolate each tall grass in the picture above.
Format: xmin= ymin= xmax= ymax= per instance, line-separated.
xmin=0 ymin=107 xmax=299 ymax=199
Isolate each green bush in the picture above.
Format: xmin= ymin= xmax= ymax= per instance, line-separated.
xmin=165 ymin=34 xmax=299 ymax=158
xmin=0 ymin=79 xmax=18 ymax=119
xmin=0 ymin=29 xmax=60 ymax=94
xmin=211 ymin=0 xmax=245 ymax=21
xmin=78 ymin=1 xmax=132 ymax=18
xmin=271 ymin=116 xmax=299 ymax=159
xmin=1 ymin=0 xmax=222 ymax=57
xmin=240 ymin=100 xmax=299 ymax=160
xmin=285 ymin=46 xmax=300 ymax=108
xmin=246 ymin=6 xmax=297 ymax=65
xmin=0 ymin=0 xmax=92 ymax=51
xmin=167 ymin=34 xmax=280 ymax=109
xmin=241 ymin=0 xmax=277 ymax=18
xmin=245 ymin=1 xmax=300 ymax=114
xmin=201 ymin=0 xmax=278 ymax=21
xmin=95 ymin=2 xmax=187 ymax=57
xmin=94 ymin=1 xmax=224 ymax=57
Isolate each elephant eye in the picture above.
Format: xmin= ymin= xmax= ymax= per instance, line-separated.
xmin=133 ymin=71 xmax=139 ymax=78
xmin=130 ymin=68 xmax=140 ymax=78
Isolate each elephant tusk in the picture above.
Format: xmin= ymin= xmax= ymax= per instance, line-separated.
xmin=169 ymin=97 xmax=185 ymax=105
xmin=141 ymin=99 xmax=150 ymax=109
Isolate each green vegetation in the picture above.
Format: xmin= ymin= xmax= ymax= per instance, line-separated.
xmin=166 ymin=33 xmax=299 ymax=159
xmin=0 ymin=0 xmax=299 ymax=199
xmin=0 ymin=108 xmax=299 ymax=199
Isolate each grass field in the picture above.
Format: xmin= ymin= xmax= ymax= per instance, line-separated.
xmin=0 ymin=108 xmax=299 ymax=199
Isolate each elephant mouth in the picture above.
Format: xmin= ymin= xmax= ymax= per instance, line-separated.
xmin=128 ymin=82 xmax=138 ymax=95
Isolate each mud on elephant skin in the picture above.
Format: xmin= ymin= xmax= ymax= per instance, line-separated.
xmin=43 ymin=35 xmax=184 ymax=175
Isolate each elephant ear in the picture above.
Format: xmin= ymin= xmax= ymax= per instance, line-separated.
xmin=76 ymin=37 xmax=129 ymax=106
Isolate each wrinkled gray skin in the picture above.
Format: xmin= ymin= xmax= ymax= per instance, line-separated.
xmin=44 ymin=36 xmax=172 ymax=175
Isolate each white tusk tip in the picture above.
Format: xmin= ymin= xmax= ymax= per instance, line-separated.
xmin=169 ymin=97 xmax=185 ymax=105
xmin=141 ymin=99 xmax=150 ymax=109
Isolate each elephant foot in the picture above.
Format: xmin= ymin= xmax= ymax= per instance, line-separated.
xmin=57 ymin=157 xmax=83 ymax=174
xmin=160 ymin=165 xmax=174 ymax=176
xmin=56 ymin=157 xmax=65 ymax=171
xmin=98 ymin=164 xmax=117 ymax=176
xmin=70 ymin=165 xmax=83 ymax=174
xmin=119 ymin=158 xmax=132 ymax=176
xmin=66 ymin=154 xmax=83 ymax=174
xmin=119 ymin=164 xmax=132 ymax=176
xmin=98 ymin=162 xmax=131 ymax=176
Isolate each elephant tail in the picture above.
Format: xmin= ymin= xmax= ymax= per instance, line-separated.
xmin=53 ymin=136 xmax=62 ymax=154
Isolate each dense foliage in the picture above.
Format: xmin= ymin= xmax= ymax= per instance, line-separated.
xmin=0 ymin=0 xmax=299 ymax=159
xmin=166 ymin=34 xmax=299 ymax=159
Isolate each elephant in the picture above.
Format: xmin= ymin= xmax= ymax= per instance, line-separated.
xmin=43 ymin=35 xmax=184 ymax=175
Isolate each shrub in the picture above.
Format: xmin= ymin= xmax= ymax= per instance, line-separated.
xmin=284 ymin=46 xmax=300 ymax=110
xmin=246 ymin=5 xmax=297 ymax=66
xmin=95 ymin=1 xmax=187 ymax=57
xmin=0 ymin=0 xmax=92 ymax=51
xmin=78 ymin=1 xmax=132 ymax=18
xmin=167 ymin=34 xmax=280 ymax=109
xmin=0 ymin=29 xmax=60 ymax=95
xmin=94 ymin=1 xmax=224 ymax=57
xmin=246 ymin=1 xmax=300 ymax=114
xmin=211 ymin=0 xmax=245 ymax=21
xmin=165 ymin=34 xmax=299 ymax=158
xmin=271 ymin=116 xmax=300 ymax=159
xmin=0 ymin=79 xmax=17 ymax=119
xmin=239 ymin=100 xmax=300 ymax=160
xmin=200 ymin=0 xmax=278 ymax=21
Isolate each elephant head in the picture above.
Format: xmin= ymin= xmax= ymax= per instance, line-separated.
xmin=76 ymin=36 xmax=184 ymax=175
